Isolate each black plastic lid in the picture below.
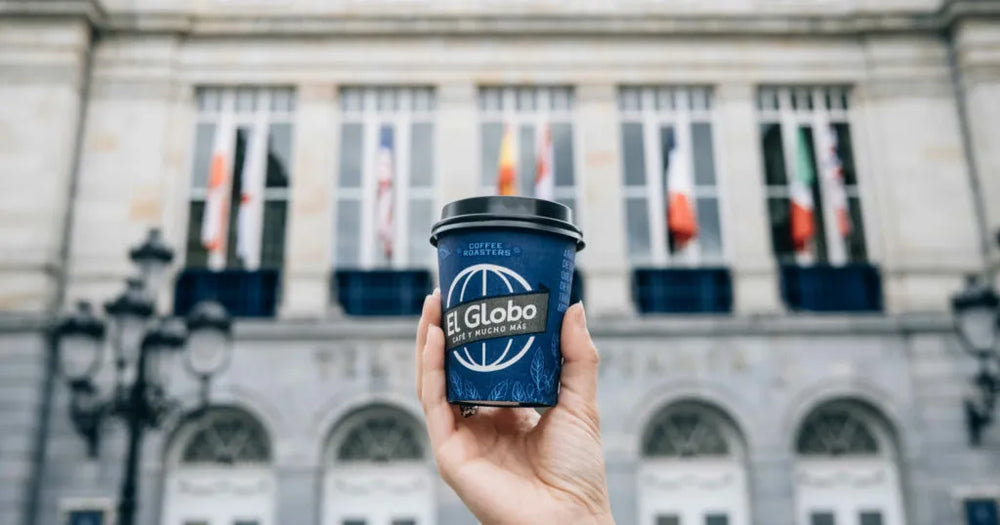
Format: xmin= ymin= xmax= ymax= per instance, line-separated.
xmin=430 ymin=196 xmax=584 ymax=251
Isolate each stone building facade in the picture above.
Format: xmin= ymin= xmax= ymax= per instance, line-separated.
xmin=1 ymin=1 xmax=1000 ymax=524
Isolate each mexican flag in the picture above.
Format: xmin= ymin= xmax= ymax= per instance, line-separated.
xmin=790 ymin=128 xmax=816 ymax=253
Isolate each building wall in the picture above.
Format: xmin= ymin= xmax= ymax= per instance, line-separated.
xmin=2 ymin=2 xmax=1000 ymax=525
xmin=64 ymin=31 xmax=985 ymax=317
xmin=29 ymin=316 xmax=1000 ymax=525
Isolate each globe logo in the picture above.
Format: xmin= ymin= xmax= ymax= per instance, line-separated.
xmin=446 ymin=263 xmax=537 ymax=373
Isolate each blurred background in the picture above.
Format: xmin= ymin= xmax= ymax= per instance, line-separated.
xmin=2 ymin=0 xmax=1000 ymax=524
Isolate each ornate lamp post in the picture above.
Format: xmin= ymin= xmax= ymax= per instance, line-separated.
xmin=951 ymin=274 xmax=1000 ymax=446
xmin=53 ymin=228 xmax=234 ymax=525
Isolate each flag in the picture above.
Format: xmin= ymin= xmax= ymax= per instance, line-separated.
xmin=235 ymin=116 xmax=268 ymax=270
xmin=665 ymin=127 xmax=698 ymax=249
xmin=534 ymin=123 xmax=554 ymax=201
xmin=790 ymin=128 xmax=817 ymax=252
xmin=821 ymin=125 xmax=851 ymax=238
xmin=376 ymin=127 xmax=395 ymax=259
xmin=200 ymin=112 xmax=234 ymax=270
xmin=497 ymin=124 xmax=518 ymax=196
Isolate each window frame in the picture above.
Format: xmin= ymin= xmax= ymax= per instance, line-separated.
xmin=477 ymin=86 xmax=581 ymax=212
xmin=187 ymin=87 xmax=295 ymax=270
xmin=334 ymin=87 xmax=437 ymax=270
xmin=619 ymin=85 xmax=725 ymax=267
xmin=757 ymin=86 xmax=863 ymax=266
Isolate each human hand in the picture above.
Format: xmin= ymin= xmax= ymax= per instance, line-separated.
xmin=415 ymin=291 xmax=614 ymax=525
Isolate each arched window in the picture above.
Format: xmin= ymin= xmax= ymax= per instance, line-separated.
xmin=643 ymin=407 xmax=731 ymax=458
xmin=181 ymin=408 xmax=271 ymax=464
xmin=639 ymin=401 xmax=750 ymax=525
xmin=323 ymin=404 xmax=434 ymax=525
xmin=336 ymin=409 xmax=424 ymax=463
xmin=793 ymin=399 xmax=904 ymax=525
xmin=162 ymin=407 xmax=275 ymax=525
xmin=796 ymin=405 xmax=879 ymax=457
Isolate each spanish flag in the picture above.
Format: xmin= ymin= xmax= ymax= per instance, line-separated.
xmin=497 ymin=125 xmax=518 ymax=196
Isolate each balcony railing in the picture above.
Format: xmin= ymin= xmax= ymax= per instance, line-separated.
xmin=779 ymin=263 xmax=883 ymax=312
xmin=632 ymin=268 xmax=733 ymax=314
xmin=174 ymin=268 xmax=281 ymax=318
xmin=333 ymin=269 xmax=433 ymax=316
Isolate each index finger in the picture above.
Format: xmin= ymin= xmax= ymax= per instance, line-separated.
xmin=415 ymin=289 xmax=441 ymax=400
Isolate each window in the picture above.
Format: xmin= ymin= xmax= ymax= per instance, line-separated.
xmin=796 ymin=406 xmax=879 ymax=457
xmin=186 ymin=87 xmax=294 ymax=270
xmin=479 ymin=86 xmax=577 ymax=210
xmin=335 ymin=87 xmax=436 ymax=269
xmin=66 ymin=510 xmax=108 ymax=525
xmin=643 ymin=406 xmax=730 ymax=458
xmin=164 ymin=408 xmax=275 ymax=525
xmin=706 ymin=515 xmax=730 ymax=525
xmin=640 ymin=402 xmax=750 ymax=525
xmin=810 ymin=512 xmax=835 ymax=525
xmin=965 ymin=499 xmax=999 ymax=525
xmin=336 ymin=407 xmax=425 ymax=463
xmin=619 ymin=86 xmax=722 ymax=266
xmin=324 ymin=405 xmax=434 ymax=525
xmin=758 ymin=86 xmax=866 ymax=265
xmin=794 ymin=400 xmax=904 ymax=525
xmin=859 ymin=511 xmax=884 ymax=525
xmin=181 ymin=408 xmax=271 ymax=465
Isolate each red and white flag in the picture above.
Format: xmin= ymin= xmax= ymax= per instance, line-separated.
xmin=820 ymin=125 xmax=851 ymax=239
xmin=534 ymin=123 xmax=554 ymax=201
xmin=665 ymin=127 xmax=698 ymax=249
xmin=235 ymin=115 xmax=268 ymax=270
xmin=376 ymin=127 xmax=395 ymax=260
xmin=201 ymin=112 xmax=234 ymax=270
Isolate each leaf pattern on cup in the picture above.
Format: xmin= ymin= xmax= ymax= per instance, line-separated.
xmin=488 ymin=380 xmax=510 ymax=401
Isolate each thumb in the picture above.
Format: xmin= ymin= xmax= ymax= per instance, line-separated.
xmin=558 ymin=303 xmax=599 ymax=406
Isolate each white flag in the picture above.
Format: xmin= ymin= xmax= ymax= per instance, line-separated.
xmin=534 ymin=123 xmax=554 ymax=201
xmin=376 ymin=127 xmax=395 ymax=260
xmin=200 ymin=111 xmax=234 ymax=270
xmin=236 ymin=115 xmax=268 ymax=270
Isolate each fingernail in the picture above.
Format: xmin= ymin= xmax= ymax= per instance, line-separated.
xmin=578 ymin=302 xmax=588 ymax=328
xmin=433 ymin=287 xmax=440 ymax=296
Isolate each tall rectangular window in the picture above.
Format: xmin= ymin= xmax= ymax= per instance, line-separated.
xmin=619 ymin=86 xmax=723 ymax=266
xmin=478 ymin=86 xmax=577 ymax=211
xmin=185 ymin=87 xmax=295 ymax=270
xmin=334 ymin=87 xmax=436 ymax=269
xmin=757 ymin=86 xmax=866 ymax=265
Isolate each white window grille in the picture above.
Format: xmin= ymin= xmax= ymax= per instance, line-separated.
xmin=186 ymin=87 xmax=295 ymax=270
xmin=334 ymin=87 xmax=436 ymax=269
xmin=619 ymin=86 xmax=723 ymax=267
xmin=478 ymin=86 xmax=578 ymax=212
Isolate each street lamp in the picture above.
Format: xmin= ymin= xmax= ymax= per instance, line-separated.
xmin=950 ymin=274 xmax=1000 ymax=446
xmin=53 ymin=228 xmax=234 ymax=525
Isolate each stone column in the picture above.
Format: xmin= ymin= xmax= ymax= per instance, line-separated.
xmin=714 ymin=83 xmax=783 ymax=314
xmin=281 ymin=84 xmax=337 ymax=318
xmin=576 ymin=83 xmax=632 ymax=317
xmin=0 ymin=18 xmax=91 ymax=312
xmin=955 ymin=19 xmax=1000 ymax=274
xmin=66 ymin=35 xmax=186 ymax=304
xmin=435 ymin=82 xmax=480 ymax=206
xmin=855 ymin=36 xmax=982 ymax=312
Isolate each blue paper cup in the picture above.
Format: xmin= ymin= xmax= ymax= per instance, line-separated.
xmin=430 ymin=197 xmax=585 ymax=407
